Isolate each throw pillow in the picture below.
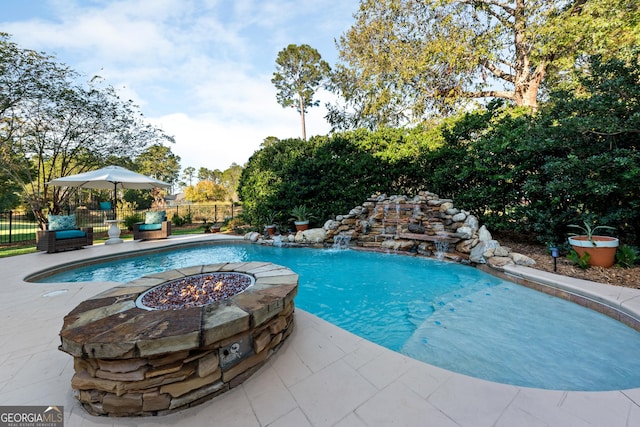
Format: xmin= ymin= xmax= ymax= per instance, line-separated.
xmin=48 ymin=214 xmax=77 ymax=231
xmin=145 ymin=210 xmax=165 ymax=225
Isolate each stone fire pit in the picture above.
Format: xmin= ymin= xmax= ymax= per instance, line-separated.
xmin=59 ymin=262 xmax=298 ymax=416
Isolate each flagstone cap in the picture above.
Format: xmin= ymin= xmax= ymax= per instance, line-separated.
xmin=59 ymin=262 xmax=298 ymax=359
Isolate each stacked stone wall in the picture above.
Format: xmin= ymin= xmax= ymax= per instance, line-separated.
xmin=71 ymin=304 xmax=294 ymax=416
xmin=248 ymin=191 xmax=535 ymax=269
xmin=60 ymin=262 xmax=298 ymax=416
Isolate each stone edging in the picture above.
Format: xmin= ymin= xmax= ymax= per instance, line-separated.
xmin=494 ymin=264 xmax=640 ymax=332
xmin=59 ymin=262 xmax=297 ymax=416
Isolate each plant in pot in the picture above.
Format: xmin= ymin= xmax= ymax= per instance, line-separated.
xmin=290 ymin=205 xmax=314 ymax=232
xmin=567 ymin=220 xmax=619 ymax=268
xmin=262 ymin=211 xmax=279 ymax=236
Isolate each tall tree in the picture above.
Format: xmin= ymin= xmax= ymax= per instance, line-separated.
xmin=272 ymin=44 xmax=331 ymax=140
xmin=220 ymin=163 xmax=243 ymax=202
xmin=181 ymin=166 xmax=196 ymax=187
xmin=329 ymin=0 xmax=640 ymax=129
xmin=135 ymin=144 xmax=181 ymax=208
xmin=198 ymin=167 xmax=220 ymax=183
xmin=136 ymin=144 xmax=181 ymax=185
xmin=0 ymin=33 xmax=173 ymax=225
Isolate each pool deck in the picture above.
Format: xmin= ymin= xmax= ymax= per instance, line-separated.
xmin=2 ymin=234 xmax=640 ymax=426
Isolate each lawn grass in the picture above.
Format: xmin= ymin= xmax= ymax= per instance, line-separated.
xmin=0 ymin=225 xmax=212 ymax=258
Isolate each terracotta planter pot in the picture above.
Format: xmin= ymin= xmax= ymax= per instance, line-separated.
xmin=265 ymin=225 xmax=276 ymax=236
xmin=568 ymin=235 xmax=619 ymax=268
xmin=294 ymin=220 xmax=309 ymax=231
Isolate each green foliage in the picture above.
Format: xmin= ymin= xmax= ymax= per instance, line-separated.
xmin=261 ymin=210 xmax=280 ymax=226
xmin=136 ymin=144 xmax=181 ymax=186
xmin=329 ymin=0 xmax=640 ymax=129
xmin=123 ymin=213 xmax=143 ymax=231
xmin=567 ymin=250 xmax=591 ymax=270
xmin=238 ymin=127 xmax=437 ymax=228
xmin=568 ymin=220 xmax=616 ymax=243
xmin=240 ymin=50 xmax=640 ymax=248
xmin=171 ymin=212 xmax=191 ymax=227
xmin=0 ymin=33 xmax=174 ymax=226
xmin=616 ymin=245 xmax=639 ymax=268
xmin=122 ymin=189 xmax=153 ymax=210
xmin=272 ymin=44 xmax=331 ymax=140
xmin=289 ymin=205 xmax=314 ymax=222
xmin=0 ymin=176 xmax=21 ymax=210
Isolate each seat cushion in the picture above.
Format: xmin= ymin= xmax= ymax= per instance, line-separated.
xmin=55 ymin=229 xmax=86 ymax=240
xmin=138 ymin=223 xmax=162 ymax=231
xmin=145 ymin=211 xmax=165 ymax=224
xmin=48 ymin=214 xmax=77 ymax=231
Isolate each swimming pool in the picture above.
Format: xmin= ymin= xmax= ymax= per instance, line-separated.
xmin=37 ymin=243 xmax=640 ymax=391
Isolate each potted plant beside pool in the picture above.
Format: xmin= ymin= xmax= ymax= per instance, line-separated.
xmin=262 ymin=211 xmax=278 ymax=236
xmin=568 ymin=220 xmax=619 ymax=268
xmin=290 ymin=205 xmax=314 ymax=232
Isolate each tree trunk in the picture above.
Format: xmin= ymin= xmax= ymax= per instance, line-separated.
xmin=34 ymin=209 xmax=48 ymax=230
xmin=298 ymin=95 xmax=307 ymax=141
xmin=512 ymin=0 xmax=542 ymax=111
xmin=520 ymin=76 xmax=543 ymax=111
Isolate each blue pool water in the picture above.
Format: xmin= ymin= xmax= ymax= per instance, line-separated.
xmin=38 ymin=243 xmax=640 ymax=391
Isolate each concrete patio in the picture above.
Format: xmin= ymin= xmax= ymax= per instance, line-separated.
xmin=1 ymin=233 xmax=640 ymax=426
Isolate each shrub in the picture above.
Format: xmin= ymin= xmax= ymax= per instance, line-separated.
xmin=567 ymin=250 xmax=591 ymax=269
xmin=123 ymin=213 xmax=143 ymax=231
xmin=171 ymin=213 xmax=186 ymax=226
xmin=616 ymin=245 xmax=639 ymax=268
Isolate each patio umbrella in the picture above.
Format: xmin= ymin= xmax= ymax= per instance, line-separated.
xmin=48 ymin=165 xmax=171 ymax=219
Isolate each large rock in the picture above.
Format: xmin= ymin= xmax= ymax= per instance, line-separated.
xmin=469 ymin=240 xmax=500 ymax=264
xmin=487 ymin=256 xmax=515 ymax=269
xmin=455 ymin=238 xmax=477 ymax=254
xmin=455 ymin=226 xmax=473 ymax=239
xmin=464 ymin=215 xmax=480 ymax=234
xmin=245 ymin=232 xmax=260 ymax=242
xmin=478 ymin=225 xmax=493 ymax=242
xmin=494 ymin=246 xmax=510 ymax=257
xmin=349 ymin=206 xmax=366 ymax=216
xmin=408 ymin=223 xmax=426 ymax=234
xmin=510 ymin=252 xmax=536 ymax=266
xmin=294 ymin=228 xmax=326 ymax=243
xmin=323 ymin=219 xmax=339 ymax=230
xmin=452 ymin=212 xmax=467 ymax=222
xmin=439 ymin=202 xmax=454 ymax=212
xmin=381 ymin=239 xmax=415 ymax=251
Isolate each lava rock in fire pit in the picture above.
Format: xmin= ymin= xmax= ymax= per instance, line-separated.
xmin=138 ymin=273 xmax=254 ymax=310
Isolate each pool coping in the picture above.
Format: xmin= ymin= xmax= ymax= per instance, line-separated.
xmin=500 ymin=264 xmax=640 ymax=332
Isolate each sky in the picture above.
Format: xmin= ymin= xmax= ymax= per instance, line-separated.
xmin=2 ymin=0 xmax=360 ymax=172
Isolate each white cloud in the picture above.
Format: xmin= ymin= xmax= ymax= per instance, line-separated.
xmin=150 ymin=105 xmax=330 ymax=172
xmin=2 ymin=0 xmax=358 ymax=171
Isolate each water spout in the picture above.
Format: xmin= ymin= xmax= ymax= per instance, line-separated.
xmin=434 ymin=233 xmax=449 ymax=260
xmin=382 ymin=204 xmax=388 ymax=233
xmin=333 ymin=233 xmax=351 ymax=250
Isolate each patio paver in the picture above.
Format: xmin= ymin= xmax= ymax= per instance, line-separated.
xmin=1 ymin=233 xmax=639 ymax=426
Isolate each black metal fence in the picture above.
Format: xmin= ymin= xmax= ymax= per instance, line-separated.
xmin=0 ymin=203 xmax=240 ymax=245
